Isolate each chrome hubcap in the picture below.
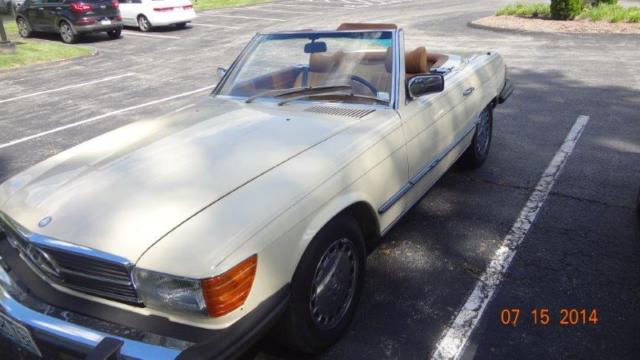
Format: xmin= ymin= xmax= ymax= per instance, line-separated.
xmin=61 ymin=24 xmax=71 ymax=42
xmin=309 ymin=238 xmax=358 ymax=329
xmin=475 ymin=109 xmax=491 ymax=155
xmin=139 ymin=17 xmax=149 ymax=30
xmin=18 ymin=20 xmax=27 ymax=35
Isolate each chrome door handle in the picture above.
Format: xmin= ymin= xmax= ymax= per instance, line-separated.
xmin=37 ymin=7 xmax=44 ymax=10
xmin=463 ymin=87 xmax=475 ymax=96
xmin=55 ymin=6 xmax=62 ymax=9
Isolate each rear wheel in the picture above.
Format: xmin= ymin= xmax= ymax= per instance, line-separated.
xmin=137 ymin=15 xmax=151 ymax=32
xmin=459 ymin=105 xmax=493 ymax=169
xmin=16 ymin=17 xmax=32 ymax=38
xmin=277 ymin=215 xmax=366 ymax=354
xmin=107 ymin=28 xmax=121 ymax=39
xmin=59 ymin=21 xmax=77 ymax=44
xmin=174 ymin=22 xmax=187 ymax=29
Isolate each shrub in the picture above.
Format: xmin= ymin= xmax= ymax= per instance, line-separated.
xmin=497 ymin=3 xmax=551 ymax=18
xmin=551 ymin=0 xmax=584 ymax=19
xmin=579 ymin=4 xmax=640 ymax=22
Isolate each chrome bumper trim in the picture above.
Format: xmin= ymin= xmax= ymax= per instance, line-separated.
xmin=0 ymin=266 xmax=180 ymax=360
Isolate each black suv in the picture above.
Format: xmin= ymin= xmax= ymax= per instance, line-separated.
xmin=15 ymin=0 xmax=123 ymax=43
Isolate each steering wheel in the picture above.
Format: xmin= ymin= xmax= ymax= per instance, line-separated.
xmin=349 ymin=75 xmax=378 ymax=96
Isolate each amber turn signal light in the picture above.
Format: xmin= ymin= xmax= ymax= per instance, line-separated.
xmin=201 ymin=255 xmax=257 ymax=318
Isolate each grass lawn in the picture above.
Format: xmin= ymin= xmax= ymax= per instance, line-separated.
xmin=0 ymin=16 xmax=93 ymax=69
xmin=193 ymin=0 xmax=271 ymax=11
xmin=496 ymin=2 xmax=640 ymax=22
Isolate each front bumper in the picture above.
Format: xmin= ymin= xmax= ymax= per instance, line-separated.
xmin=0 ymin=265 xmax=180 ymax=359
xmin=498 ymin=78 xmax=513 ymax=104
xmin=0 ymin=259 xmax=289 ymax=359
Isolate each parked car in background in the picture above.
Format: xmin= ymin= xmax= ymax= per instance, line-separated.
xmin=119 ymin=0 xmax=195 ymax=32
xmin=15 ymin=0 xmax=123 ymax=44
xmin=0 ymin=0 xmax=23 ymax=15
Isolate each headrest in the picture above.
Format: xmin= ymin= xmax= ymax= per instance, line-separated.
xmin=405 ymin=47 xmax=428 ymax=74
xmin=309 ymin=52 xmax=342 ymax=72
xmin=337 ymin=23 xmax=398 ymax=31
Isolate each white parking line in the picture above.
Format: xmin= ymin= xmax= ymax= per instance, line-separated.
xmin=198 ymin=13 xmax=286 ymax=22
xmin=432 ymin=115 xmax=591 ymax=360
xmin=0 ymin=73 xmax=136 ymax=104
xmin=121 ymin=31 xmax=181 ymax=39
xmin=191 ymin=23 xmax=240 ymax=29
xmin=0 ymin=86 xmax=215 ymax=151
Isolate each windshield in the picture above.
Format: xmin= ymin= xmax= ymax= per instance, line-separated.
xmin=217 ymin=31 xmax=394 ymax=105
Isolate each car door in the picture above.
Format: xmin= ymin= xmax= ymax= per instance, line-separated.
xmin=41 ymin=0 xmax=64 ymax=31
xmin=397 ymin=69 xmax=468 ymax=195
xmin=25 ymin=0 xmax=46 ymax=30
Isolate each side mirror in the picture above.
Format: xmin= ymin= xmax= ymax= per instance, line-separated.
xmin=407 ymin=74 xmax=444 ymax=99
xmin=216 ymin=67 xmax=227 ymax=79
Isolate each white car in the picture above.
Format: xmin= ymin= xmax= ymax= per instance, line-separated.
xmin=0 ymin=23 xmax=512 ymax=359
xmin=119 ymin=0 xmax=196 ymax=32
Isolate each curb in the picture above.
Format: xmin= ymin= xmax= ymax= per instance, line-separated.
xmin=467 ymin=20 xmax=640 ymax=37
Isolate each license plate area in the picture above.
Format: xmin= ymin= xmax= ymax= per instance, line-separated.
xmin=101 ymin=19 xmax=112 ymax=25
xmin=0 ymin=312 xmax=42 ymax=357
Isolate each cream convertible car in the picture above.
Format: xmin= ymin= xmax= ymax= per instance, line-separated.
xmin=0 ymin=23 xmax=512 ymax=359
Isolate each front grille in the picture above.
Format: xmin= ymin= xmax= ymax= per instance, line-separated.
xmin=40 ymin=246 xmax=140 ymax=304
xmin=0 ymin=214 xmax=140 ymax=305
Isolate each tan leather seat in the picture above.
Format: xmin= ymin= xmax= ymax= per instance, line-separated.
xmin=405 ymin=46 xmax=449 ymax=77
xmin=293 ymin=52 xmax=343 ymax=88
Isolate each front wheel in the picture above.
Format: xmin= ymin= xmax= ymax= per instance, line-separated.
xmin=107 ymin=28 xmax=121 ymax=39
xmin=137 ymin=15 xmax=151 ymax=32
xmin=277 ymin=215 xmax=366 ymax=354
xmin=459 ymin=105 xmax=493 ymax=169
xmin=16 ymin=17 xmax=32 ymax=38
xmin=59 ymin=21 xmax=77 ymax=44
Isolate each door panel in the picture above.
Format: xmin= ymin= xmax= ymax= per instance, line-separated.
xmin=398 ymin=73 xmax=466 ymax=181
xmin=26 ymin=0 xmax=46 ymax=30
xmin=43 ymin=0 xmax=63 ymax=31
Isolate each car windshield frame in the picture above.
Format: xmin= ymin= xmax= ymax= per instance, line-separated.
xmin=212 ymin=30 xmax=399 ymax=108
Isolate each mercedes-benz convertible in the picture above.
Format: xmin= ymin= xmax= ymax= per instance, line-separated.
xmin=0 ymin=23 xmax=512 ymax=359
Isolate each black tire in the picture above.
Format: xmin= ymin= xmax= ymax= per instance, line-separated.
xmin=137 ymin=15 xmax=151 ymax=32
xmin=16 ymin=16 xmax=32 ymax=38
xmin=59 ymin=21 xmax=77 ymax=44
xmin=174 ymin=22 xmax=187 ymax=29
xmin=107 ymin=28 xmax=121 ymax=39
xmin=277 ymin=215 xmax=366 ymax=354
xmin=459 ymin=105 xmax=493 ymax=169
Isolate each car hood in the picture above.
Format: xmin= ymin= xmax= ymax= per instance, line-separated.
xmin=0 ymin=97 xmax=353 ymax=262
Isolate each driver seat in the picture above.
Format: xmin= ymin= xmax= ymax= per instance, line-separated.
xmin=293 ymin=52 xmax=343 ymax=88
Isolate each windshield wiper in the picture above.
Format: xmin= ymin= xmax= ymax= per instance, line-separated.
xmin=277 ymin=92 xmax=388 ymax=106
xmin=245 ymin=85 xmax=352 ymax=103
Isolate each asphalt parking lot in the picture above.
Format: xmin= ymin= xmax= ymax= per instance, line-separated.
xmin=1 ymin=0 xmax=640 ymax=359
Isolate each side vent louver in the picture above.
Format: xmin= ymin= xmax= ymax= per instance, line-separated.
xmin=304 ymin=106 xmax=375 ymax=119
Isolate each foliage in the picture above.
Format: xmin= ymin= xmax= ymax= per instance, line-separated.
xmin=550 ymin=0 xmax=584 ymax=20
xmin=579 ymin=4 xmax=640 ymax=22
xmin=496 ymin=3 xmax=550 ymax=17
xmin=192 ymin=0 xmax=270 ymax=11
